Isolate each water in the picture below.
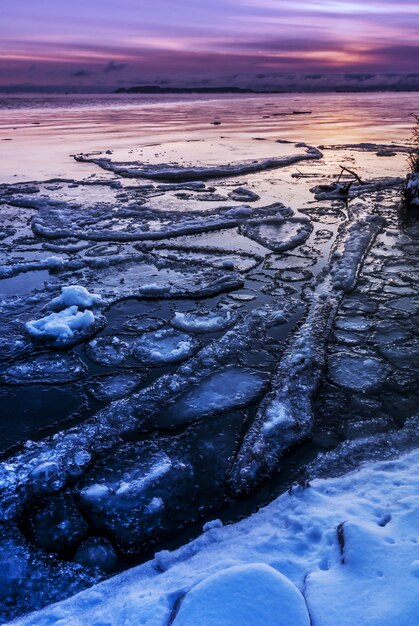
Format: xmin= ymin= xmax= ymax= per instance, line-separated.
xmin=0 ymin=91 xmax=418 ymax=621
xmin=0 ymin=92 xmax=415 ymax=182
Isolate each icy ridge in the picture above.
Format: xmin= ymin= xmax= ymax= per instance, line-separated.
xmin=228 ymin=205 xmax=386 ymax=496
xmin=74 ymin=146 xmax=323 ymax=181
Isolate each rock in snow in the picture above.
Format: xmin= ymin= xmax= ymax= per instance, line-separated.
xmin=172 ymin=564 xmax=310 ymax=626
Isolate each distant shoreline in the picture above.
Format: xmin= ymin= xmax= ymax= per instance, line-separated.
xmin=1 ymin=85 xmax=419 ymax=96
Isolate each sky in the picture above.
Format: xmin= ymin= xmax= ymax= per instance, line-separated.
xmin=1 ymin=0 xmax=419 ymax=90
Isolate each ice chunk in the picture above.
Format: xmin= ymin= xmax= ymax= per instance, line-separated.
xmin=74 ymin=537 xmax=118 ymax=573
xmin=173 ymin=564 xmax=310 ymax=626
xmin=26 ymin=493 xmax=88 ymax=554
xmin=228 ymin=187 xmax=260 ymax=202
xmin=327 ymin=353 xmax=391 ymax=392
xmin=77 ymin=413 xmax=243 ymax=552
xmin=133 ymin=328 xmax=198 ymax=366
xmin=122 ymin=315 xmax=165 ymax=333
xmin=88 ymin=371 xmax=144 ymax=402
xmin=75 ymin=145 xmax=323 ymax=181
xmin=25 ymin=306 xmax=106 ymax=348
xmin=171 ymin=310 xmax=237 ymax=334
xmin=1 ymin=353 xmax=87 ymax=385
xmin=152 ymin=367 xmax=269 ymax=428
xmin=48 ymin=285 xmax=104 ymax=311
xmin=241 ymin=217 xmax=313 ymax=253
xmin=378 ymin=340 xmax=419 ymax=371
xmin=84 ymin=336 xmax=131 ymax=367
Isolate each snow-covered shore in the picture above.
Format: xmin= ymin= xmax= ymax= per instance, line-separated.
xmin=15 ymin=448 xmax=419 ymax=625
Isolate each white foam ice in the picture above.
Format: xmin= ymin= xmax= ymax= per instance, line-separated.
xmin=25 ymin=306 xmax=104 ymax=348
xmin=133 ymin=329 xmax=198 ymax=366
xmin=171 ymin=310 xmax=237 ymax=334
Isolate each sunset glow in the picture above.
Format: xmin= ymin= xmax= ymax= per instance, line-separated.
xmin=1 ymin=1 xmax=418 ymax=90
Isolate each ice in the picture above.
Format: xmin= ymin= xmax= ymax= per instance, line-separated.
xmin=404 ymin=172 xmax=419 ymax=207
xmin=171 ymin=309 xmax=237 ymax=334
xmin=327 ymin=353 xmax=391 ymax=392
xmin=77 ymin=413 xmax=243 ymax=552
xmin=26 ymin=493 xmax=88 ymax=554
xmin=173 ymin=564 xmax=310 ymax=626
xmin=133 ymin=328 xmax=198 ymax=366
xmin=25 ymin=306 xmax=106 ymax=348
xmin=241 ymin=217 xmax=313 ymax=253
xmin=228 ymin=187 xmax=260 ymax=202
xmin=74 ymin=145 xmax=323 ymax=181
xmin=31 ymin=198 xmax=288 ymax=243
xmin=334 ymin=315 xmax=373 ymax=332
xmin=16 ymin=448 xmax=419 ymax=626
xmin=151 ymin=367 xmax=269 ymax=428
xmin=88 ymin=372 xmax=144 ymax=402
xmin=378 ymin=340 xmax=419 ymax=370
xmin=0 ymin=525 xmax=99 ymax=623
xmin=122 ymin=315 xmax=165 ymax=333
xmin=228 ymin=207 xmax=386 ymax=496
xmin=48 ymin=285 xmax=104 ymax=310
xmin=0 ymin=306 xmax=280 ymax=521
xmin=74 ymin=537 xmax=118 ymax=573
xmin=84 ymin=336 xmax=131 ymax=366
xmin=311 ymin=177 xmax=404 ymax=201
xmin=1 ymin=353 xmax=87 ymax=385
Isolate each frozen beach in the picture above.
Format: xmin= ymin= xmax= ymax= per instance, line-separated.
xmin=0 ymin=92 xmax=418 ymax=623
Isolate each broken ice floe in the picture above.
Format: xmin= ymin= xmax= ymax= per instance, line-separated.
xmin=240 ymin=217 xmax=313 ymax=253
xmin=77 ymin=412 xmax=244 ymax=552
xmin=327 ymin=354 xmax=391 ymax=392
xmin=25 ymin=306 xmax=106 ymax=349
xmin=87 ymin=372 xmax=144 ymax=403
xmin=0 ymin=305 xmax=283 ymax=521
xmin=1 ymin=353 xmax=87 ymax=385
xmin=170 ymin=309 xmax=237 ymax=334
xmin=74 ymin=145 xmax=322 ymax=181
xmin=132 ymin=328 xmax=199 ymax=366
xmin=149 ymin=367 xmax=269 ymax=430
xmin=84 ymin=336 xmax=131 ymax=367
xmin=228 ymin=206 xmax=386 ymax=496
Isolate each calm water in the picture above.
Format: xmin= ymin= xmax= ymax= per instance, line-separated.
xmin=0 ymin=92 xmax=417 ymax=182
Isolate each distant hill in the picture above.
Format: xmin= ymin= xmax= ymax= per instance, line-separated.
xmin=114 ymin=85 xmax=276 ymax=94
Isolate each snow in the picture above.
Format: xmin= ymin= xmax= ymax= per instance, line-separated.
xmin=405 ymin=172 xmax=419 ymax=207
xmin=133 ymin=328 xmax=199 ymax=366
xmin=48 ymin=285 xmax=104 ymax=310
xmin=172 ymin=564 xmax=310 ymax=626
xmin=15 ymin=449 xmax=419 ymax=626
xmin=74 ymin=146 xmax=323 ymax=181
xmin=25 ymin=306 xmax=102 ymax=348
xmin=171 ymin=310 xmax=236 ymax=333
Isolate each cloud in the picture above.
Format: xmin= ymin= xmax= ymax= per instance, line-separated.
xmin=104 ymin=60 xmax=128 ymax=73
xmin=72 ymin=69 xmax=91 ymax=78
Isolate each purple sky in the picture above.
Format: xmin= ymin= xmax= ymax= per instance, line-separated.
xmin=1 ymin=0 xmax=418 ymax=89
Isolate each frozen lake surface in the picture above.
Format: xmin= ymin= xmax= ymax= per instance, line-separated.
xmin=0 ymin=92 xmax=418 ymax=621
